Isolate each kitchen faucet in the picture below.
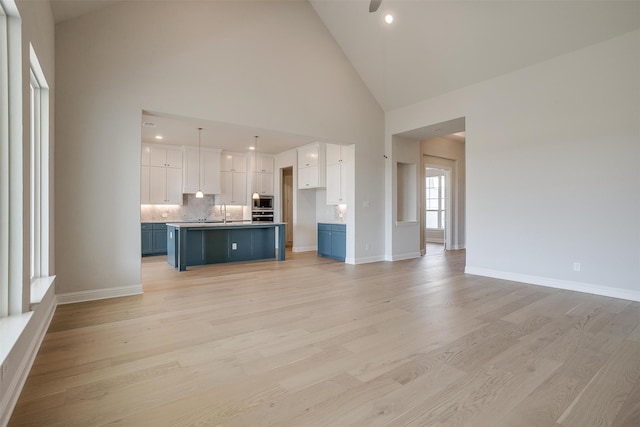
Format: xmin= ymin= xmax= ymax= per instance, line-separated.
xmin=221 ymin=203 xmax=227 ymax=223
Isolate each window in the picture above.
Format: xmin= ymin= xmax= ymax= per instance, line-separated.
xmin=29 ymin=44 xmax=50 ymax=284
xmin=1 ymin=0 xmax=10 ymax=317
xmin=426 ymin=172 xmax=445 ymax=230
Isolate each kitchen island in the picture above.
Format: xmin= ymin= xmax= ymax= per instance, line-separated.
xmin=166 ymin=222 xmax=286 ymax=271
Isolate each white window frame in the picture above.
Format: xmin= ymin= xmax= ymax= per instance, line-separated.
xmin=0 ymin=0 xmax=23 ymax=317
xmin=426 ymin=173 xmax=445 ymax=230
xmin=29 ymin=44 xmax=51 ymax=304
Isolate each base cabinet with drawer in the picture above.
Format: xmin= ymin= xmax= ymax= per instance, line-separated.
xmin=317 ymin=223 xmax=346 ymax=261
xmin=142 ymin=223 xmax=168 ymax=256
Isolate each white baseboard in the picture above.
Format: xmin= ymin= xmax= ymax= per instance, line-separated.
xmin=385 ymin=251 xmax=421 ymax=262
xmin=465 ymin=266 xmax=640 ymax=302
xmin=0 ymin=287 xmax=56 ymax=427
xmin=292 ymin=246 xmax=316 ymax=253
xmin=448 ymin=244 xmax=465 ymax=250
xmin=353 ymin=255 xmax=385 ymax=264
xmin=57 ymin=284 xmax=143 ymax=305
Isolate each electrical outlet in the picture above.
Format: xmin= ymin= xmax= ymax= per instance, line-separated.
xmin=232 ymin=243 xmax=237 ymax=250
xmin=573 ymin=262 xmax=581 ymax=272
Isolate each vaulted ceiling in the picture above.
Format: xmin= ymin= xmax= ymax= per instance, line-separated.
xmin=50 ymin=0 xmax=640 ymax=144
xmin=309 ymin=0 xmax=640 ymax=111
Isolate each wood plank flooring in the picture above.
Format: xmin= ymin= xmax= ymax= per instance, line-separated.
xmin=9 ymin=250 xmax=640 ymax=426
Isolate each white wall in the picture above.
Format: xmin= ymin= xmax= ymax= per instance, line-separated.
xmin=387 ymin=29 xmax=640 ymax=300
xmin=55 ymin=1 xmax=384 ymax=298
xmin=388 ymin=135 xmax=421 ymax=260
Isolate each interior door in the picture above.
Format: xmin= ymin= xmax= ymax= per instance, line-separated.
xmin=282 ymin=167 xmax=293 ymax=246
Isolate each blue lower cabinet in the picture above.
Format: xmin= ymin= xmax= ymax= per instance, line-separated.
xmin=142 ymin=223 xmax=169 ymax=256
xmin=229 ymin=229 xmax=254 ymax=262
xmin=317 ymin=223 xmax=346 ymax=262
xmin=174 ymin=226 xmax=279 ymax=269
xmin=251 ymin=227 xmax=276 ymax=260
xmin=318 ymin=225 xmax=332 ymax=258
xmin=204 ymin=229 xmax=231 ymax=264
xmin=152 ymin=224 xmax=167 ymax=254
xmin=141 ymin=224 xmax=153 ymax=256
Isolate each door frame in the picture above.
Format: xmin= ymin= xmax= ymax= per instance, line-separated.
xmin=422 ymin=161 xmax=452 ymax=254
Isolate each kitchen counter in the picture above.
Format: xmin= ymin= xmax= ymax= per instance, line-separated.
xmin=167 ymin=222 xmax=286 ymax=271
xmin=166 ymin=221 xmax=266 ymax=228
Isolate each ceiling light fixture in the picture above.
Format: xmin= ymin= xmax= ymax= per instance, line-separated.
xmin=252 ymin=136 xmax=260 ymax=201
xmin=195 ymin=127 xmax=204 ymax=198
xmin=155 ymin=135 xmax=163 ymax=140
xmin=384 ymin=13 xmax=394 ymax=24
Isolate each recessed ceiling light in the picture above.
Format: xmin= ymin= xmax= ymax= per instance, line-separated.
xmin=142 ymin=122 xmax=156 ymax=127
xmin=249 ymin=146 xmax=255 ymax=150
xmin=155 ymin=135 xmax=163 ymax=140
xmin=384 ymin=14 xmax=394 ymax=24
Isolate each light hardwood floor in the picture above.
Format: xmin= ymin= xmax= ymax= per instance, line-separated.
xmin=9 ymin=250 xmax=640 ymax=426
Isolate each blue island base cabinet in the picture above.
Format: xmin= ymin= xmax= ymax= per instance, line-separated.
xmin=317 ymin=223 xmax=346 ymax=262
xmin=167 ymin=223 xmax=285 ymax=270
xmin=142 ymin=223 xmax=168 ymax=256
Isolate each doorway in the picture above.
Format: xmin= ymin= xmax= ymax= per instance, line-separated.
xmin=281 ymin=167 xmax=293 ymax=247
xmin=425 ymin=166 xmax=451 ymax=255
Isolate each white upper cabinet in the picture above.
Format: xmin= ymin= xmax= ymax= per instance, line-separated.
xmin=255 ymin=155 xmax=274 ymax=173
xmin=250 ymin=154 xmax=274 ymax=196
xmin=183 ymin=147 xmax=221 ymax=195
xmin=220 ymin=152 xmax=247 ymax=172
xmin=326 ymin=144 xmax=354 ymax=205
xmin=219 ymin=151 xmax=248 ymax=205
xmin=219 ymin=170 xmax=247 ymax=205
xmin=141 ymin=143 xmax=183 ymax=205
xmin=145 ymin=145 xmax=182 ymax=168
xmin=297 ymin=143 xmax=326 ymax=189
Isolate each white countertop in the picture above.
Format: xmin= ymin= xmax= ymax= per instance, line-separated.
xmin=166 ymin=222 xmax=285 ymax=228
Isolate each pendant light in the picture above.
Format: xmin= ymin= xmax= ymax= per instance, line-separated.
xmin=252 ymin=135 xmax=260 ymax=200
xmin=195 ymin=127 xmax=204 ymax=198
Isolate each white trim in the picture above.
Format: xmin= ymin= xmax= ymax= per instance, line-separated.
xmin=426 ymin=238 xmax=445 ymax=243
xmin=465 ymin=266 xmax=640 ymax=302
xmin=0 ymin=289 xmax=56 ymax=427
xmin=57 ymin=284 xmax=143 ymax=305
xmin=386 ymin=251 xmax=421 ymax=262
xmin=448 ymin=244 xmax=465 ymax=250
xmin=395 ymin=221 xmax=418 ymax=227
xmin=30 ymin=274 xmax=54 ymax=306
xmin=353 ymin=255 xmax=385 ymax=264
xmin=292 ymin=246 xmax=316 ymax=253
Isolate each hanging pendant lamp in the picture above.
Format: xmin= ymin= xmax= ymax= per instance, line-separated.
xmin=252 ymin=135 xmax=260 ymax=200
xmin=195 ymin=127 xmax=204 ymax=198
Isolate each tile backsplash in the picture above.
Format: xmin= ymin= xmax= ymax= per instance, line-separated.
xmin=141 ymin=194 xmax=249 ymax=222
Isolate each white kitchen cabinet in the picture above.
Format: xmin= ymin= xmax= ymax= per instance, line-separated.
xmin=298 ymin=166 xmax=319 ymax=190
xmin=145 ymin=145 xmax=182 ymax=168
xmin=326 ymin=144 xmax=354 ymax=205
xmin=183 ymin=147 xmax=221 ymax=195
xmin=141 ymin=144 xmax=183 ymax=205
xmin=251 ymin=172 xmax=274 ymax=196
xmin=254 ymin=155 xmax=274 ymax=173
xmin=220 ymin=152 xmax=247 ymax=173
xmin=141 ymin=166 xmax=150 ymax=203
xmin=219 ymin=170 xmax=247 ymax=205
xmin=250 ymin=154 xmax=274 ymax=196
xmin=147 ymin=166 xmax=183 ymax=204
xmin=297 ymin=143 xmax=325 ymax=189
